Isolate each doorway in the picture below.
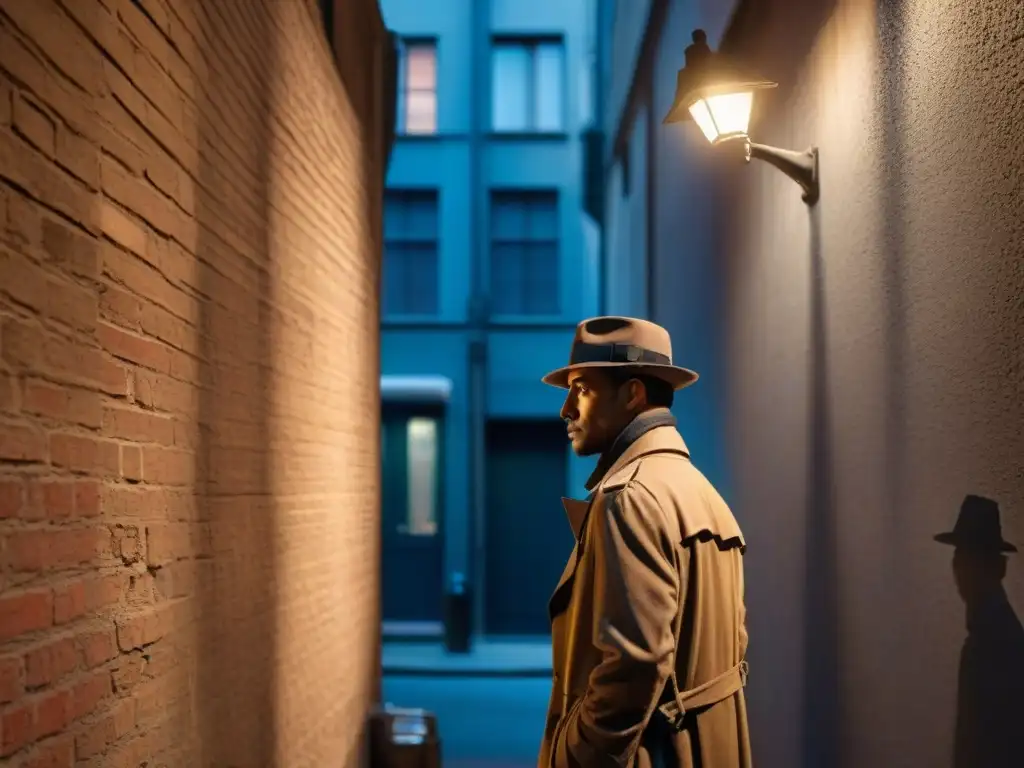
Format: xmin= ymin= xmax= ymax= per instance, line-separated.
xmin=380 ymin=404 xmax=445 ymax=626
xmin=484 ymin=419 xmax=574 ymax=635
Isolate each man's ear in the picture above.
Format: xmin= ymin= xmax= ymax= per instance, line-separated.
xmin=624 ymin=378 xmax=647 ymax=410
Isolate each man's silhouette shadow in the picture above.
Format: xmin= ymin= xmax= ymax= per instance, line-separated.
xmin=935 ymin=495 xmax=1024 ymax=768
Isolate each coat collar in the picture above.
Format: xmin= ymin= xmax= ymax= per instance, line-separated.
xmin=561 ymin=425 xmax=691 ymax=539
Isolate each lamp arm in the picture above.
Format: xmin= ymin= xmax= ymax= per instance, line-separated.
xmin=746 ymin=141 xmax=820 ymax=206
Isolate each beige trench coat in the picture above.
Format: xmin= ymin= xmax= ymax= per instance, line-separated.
xmin=539 ymin=425 xmax=751 ymax=768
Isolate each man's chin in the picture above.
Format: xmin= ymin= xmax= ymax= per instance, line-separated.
xmin=571 ymin=439 xmax=599 ymax=457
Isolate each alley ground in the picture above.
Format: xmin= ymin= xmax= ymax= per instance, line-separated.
xmin=381 ymin=639 xmax=552 ymax=767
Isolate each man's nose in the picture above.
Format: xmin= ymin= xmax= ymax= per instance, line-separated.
xmin=560 ymin=393 xmax=576 ymax=422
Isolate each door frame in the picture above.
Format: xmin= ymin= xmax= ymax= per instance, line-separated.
xmin=379 ymin=375 xmax=452 ymax=639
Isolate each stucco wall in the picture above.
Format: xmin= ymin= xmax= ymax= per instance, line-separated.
xmin=717 ymin=1 xmax=1024 ymax=765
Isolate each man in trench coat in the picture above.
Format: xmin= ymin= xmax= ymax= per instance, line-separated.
xmin=538 ymin=317 xmax=752 ymax=768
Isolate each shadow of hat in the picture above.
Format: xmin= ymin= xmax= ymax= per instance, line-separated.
xmin=934 ymin=494 xmax=1017 ymax=553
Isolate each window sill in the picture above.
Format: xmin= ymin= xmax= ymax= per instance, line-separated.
xmin=395 ymin=132 xmax=469 ymax=141
xmin=488 ymin=314 xmax=572 ymax=326
xmin=487 ymin=131 xmax=570 ymax=142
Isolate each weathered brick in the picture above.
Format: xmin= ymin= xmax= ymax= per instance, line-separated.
xmin=1 ymin=702 xmax=33 ymax=757
xmin=0 ymin=477 xmax=26 ymax=518
xmin=0 ymin=422 xmax=47 ymax=462
xmin=77 ymin=628 xmax=117 ymax=669
xmin=45 ymin=276 xmax=99 ymax=333
xmin=0 ymin=78 xmax=11 ymax=126
xmin=20 ymin=733 xmax=74 ymax=768
xmin=97 ymin=321 xmax=168 ymax=372
xmin=40 ymin=215 xmax=101 ymax=281
xmin=55 ymin=124 xmax=102 ymax=190
xmin=0 ymin=0 xmax=104 ymax=93
xmin=4 ymin=527 xmax=106 ymax=573
xmin=102 ymin=403 xmax=174 ymax=445
xmin=0 ymin=247 xmax=49 ymax=313
xmin=115 ymin=609 xmax=163 ymax=652
xmin=74 ymin=479 xmax=101 ymax=518
xmin=33 ymin=688 xmax=72 ymax=739
xmin=98 ymin=200 xmax=148 ymax=258
xmin=22 ymin=382 xmax=101 ymax=431
xmin=0 ymin=589 xmax=54 ymax=643
xmin=24 ymin=637 xmax=79 ymax=688
xmin=28 ymin=478 xmax=75 ymax=520
xmin=12 ymin=92 xmax=57 ymax=157
xmin=51 ymin=580 xmax=86 ymax=626
xmin=0 ymin=0 xmax=385 ymax=763
xmin=140 ymin=446 xmax=192 ymax=485
xmin=0 ymin=656 xmax=23 ymax=704
xmin=49 ymin=433 xmax=120 ymax=476
xmin=70 ymin=669 xmax=110 ymax=720
xmin=0 ymin=130 xmax=96 ymax=232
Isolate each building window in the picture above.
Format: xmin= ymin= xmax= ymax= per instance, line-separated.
xmin=491 ymin=38 xmax=564 ymax=133
xmin=397 ymin=39 xmax=437 ymax=134
xmin=405 ymin=417 xmax=439 ymax=536
xmin=490 ymin=190 xmax=560 ymax=315
xmin=384 ymin=190 xmax=440 ymax=316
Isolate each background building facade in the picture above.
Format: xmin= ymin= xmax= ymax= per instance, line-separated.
xmin=378 ymin=0 xmax=602 ymax=638
xmin=602 ymin=0 xmax=1023 ymax=766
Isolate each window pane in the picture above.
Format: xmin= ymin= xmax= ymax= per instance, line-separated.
xmin=406 ymin=418 xmax=438 ymax=536
xmin=490 ymin=242 xmax=525 ymax=315
xmin=527 ymin=196 xmax=558 ymax=240
xmin=523 ymin=242 xmax=560 ymax=314
xmin=490 ymin=197 xmax=526 ymax=239
xmin=383 ymin=243 xmax=439 ymax=315
xmin=406 ymin=45 xmax=436 ymax=90
xmin=406 ymin=196 xmax=439 ymax=240
xmin=492 ymin=46 xmax=529 ymax=131
xmin=405 ymin=92 xmax=437 ymax=134
xmin=383 ymin=198 xmax=407 ymax=239
xmin=534 ymin=43 xmax=563 ymax=131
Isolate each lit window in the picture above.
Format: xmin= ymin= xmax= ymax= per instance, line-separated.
xmin=400 ymin=40 xmax=437 ymax=134
xmin=406 ymin=417 xmax=438 ymax=536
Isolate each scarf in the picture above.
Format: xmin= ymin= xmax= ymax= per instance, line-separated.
xmin=584 ymin=407 xmax=678 ymax=492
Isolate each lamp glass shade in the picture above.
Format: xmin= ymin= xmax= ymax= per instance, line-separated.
xmin=687 ymin=90 xmax=753 ymax=144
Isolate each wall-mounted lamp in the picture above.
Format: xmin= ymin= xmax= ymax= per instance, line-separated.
xmin=663 ymin=30 xmax=820 ymax=206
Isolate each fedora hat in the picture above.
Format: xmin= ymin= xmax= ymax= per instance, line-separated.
xmin=934 ymin=494 xmax=1017 ymax=553
xmin=541 ymin=316 xmax=699 ymax=390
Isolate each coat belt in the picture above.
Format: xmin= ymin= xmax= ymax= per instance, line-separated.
xmin=657 ymin=660 xmax=749 ymax=731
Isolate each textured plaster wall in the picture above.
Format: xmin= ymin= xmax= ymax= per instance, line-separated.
xmin=718 ymin=0 xmax=1024 ymax=765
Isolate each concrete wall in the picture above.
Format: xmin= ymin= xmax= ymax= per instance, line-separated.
xmin=0 ymin=0 xmax=387 ymax=764
xmin=717 ymin=1 xmax=1024 ymax=765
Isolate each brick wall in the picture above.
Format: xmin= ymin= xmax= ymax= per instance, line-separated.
xmin=0 ymin=0 xmax=385 ymax=765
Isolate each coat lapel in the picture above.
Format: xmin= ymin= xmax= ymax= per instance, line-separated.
xmin=548 ymin=497 xmax=592 ymax=620
xmin=547 ymin=427 xmax=692 ymax=623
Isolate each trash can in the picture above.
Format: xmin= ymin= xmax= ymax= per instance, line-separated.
xmin=368 ymin=704 xmax=441 ymax=768
xmin=443 ymin=571 xmax=472 ymax=654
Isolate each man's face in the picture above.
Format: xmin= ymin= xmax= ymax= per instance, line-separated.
xmin=560 ymin=369 xmax=637 ymax=457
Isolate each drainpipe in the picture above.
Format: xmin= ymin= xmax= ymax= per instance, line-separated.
xmin=466 ymin=0 xmax=490 ymax=642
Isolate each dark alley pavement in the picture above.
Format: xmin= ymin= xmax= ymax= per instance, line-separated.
xmin=381 ymin=673 xmax=551 ymax=767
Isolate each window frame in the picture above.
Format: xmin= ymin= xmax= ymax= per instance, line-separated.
xmin=488 ymin=188 xmax=561 ymax=317
xmin=490 ymin=35 xmax=567 ymax=134
xmin=383 ymin=188 xmax=441 ymax=318
xmin=397 ymin=37 xmax=438 ymax=135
